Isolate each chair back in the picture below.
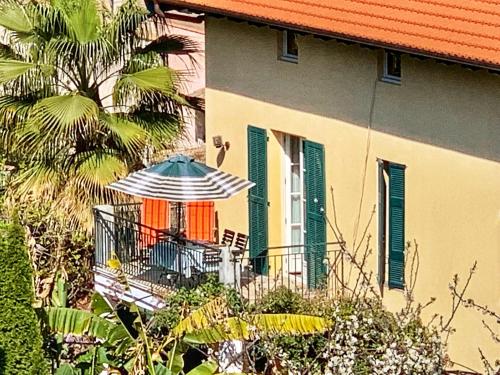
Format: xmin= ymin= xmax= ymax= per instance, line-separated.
xmin=234 ymin=233 xmax=248 ymax=252
xmin=221 ymin=229 xmax=235 ymax=246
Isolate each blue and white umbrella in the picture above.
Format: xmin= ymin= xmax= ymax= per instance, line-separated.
xmin=107 ymin=154 xmax=254 ymax=201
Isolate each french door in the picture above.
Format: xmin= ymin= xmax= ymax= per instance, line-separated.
xmin=284 ymin=134 xmax=306 ymax=276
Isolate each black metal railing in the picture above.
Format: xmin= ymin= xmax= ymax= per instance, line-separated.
xmin=236 ymin=243 xmax=345 ymax=302
xmin=94 ymin=208 xmax=220 ymax=289
xmin=113 ymin=202 xmax=141 ymax=222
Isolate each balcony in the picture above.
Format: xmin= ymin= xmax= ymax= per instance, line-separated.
xmin=93 ymin=204 xmax=345 ymax=310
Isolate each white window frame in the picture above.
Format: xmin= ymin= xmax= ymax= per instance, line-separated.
xmin=284 ymin=134 xmax=305 ymax=252
xmin=381 ymin=50 xmax=401 ymax=84
xmin=281 ymin=30 xmax=299 ymax=63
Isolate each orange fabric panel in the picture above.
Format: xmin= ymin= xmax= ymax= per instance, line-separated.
xmin=141 ymin=199 xmax=169 ymax=246
xmin=186 ymin=201 xmax=214 ymax=242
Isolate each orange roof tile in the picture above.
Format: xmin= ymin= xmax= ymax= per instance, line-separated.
xmin=164 ymin=0 xmax=500 ymax=69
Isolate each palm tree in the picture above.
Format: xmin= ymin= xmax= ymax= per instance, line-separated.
xmin=0 ymin=0 xmax=196 ymax=227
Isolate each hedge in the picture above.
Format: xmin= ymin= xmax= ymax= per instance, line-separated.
xmin=0 ymin=220 xmax=47 ymax=374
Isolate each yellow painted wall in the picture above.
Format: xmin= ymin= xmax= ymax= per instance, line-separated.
xmin=205 ymin=17 xmax=500 ymax=370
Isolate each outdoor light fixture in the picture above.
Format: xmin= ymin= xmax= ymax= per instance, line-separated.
xmin=213 ymin=135 xmax=231 ymax=153
xmin=213 ymin=135 xmax=223 ymax=148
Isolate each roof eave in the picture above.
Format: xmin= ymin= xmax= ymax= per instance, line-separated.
xmin=163 ymin=0 xmax=500 ymax=72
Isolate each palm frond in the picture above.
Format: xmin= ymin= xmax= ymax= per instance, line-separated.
xmin=0 ymin=95 xmax=35 ymax=126
xmin=136 ymin=34 xmax=199 ymax=56
xmin=72 ymin=151 xmax=128 ymax=192
xmin=108 ymin=0 xmax=148 ymax=63
xmin=32 ymin=94 xmax=99 ymax=138
xmin=12 ymin=160 xmax=62 ymax=198
xmin=100 ymin=112 xmax=148 ymax=154
xmin=113 ymin=66 xmax=179 ymax=106
xmin=128 ymin=110 xmax=182 ymax=148
xmin=122 ymin=51 xmax=163 ymax=74
xmin=0 ymin=43 xmax=21 ymax=60
xmin=0 ymin=59 xmax=37 ymax=83
xmin=0 ymin=1 xmax=34 ymax=34
xmin=62 ymin=0 xmax=101 ymax=43
xmin=35 ymin=2 xmax=69 ymax=37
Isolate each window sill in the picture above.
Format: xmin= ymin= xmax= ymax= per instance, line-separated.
xmin=279 ymin=55 xmax=299 ymax=64
xmin=380 ymin=76 xmax=401 ymax=85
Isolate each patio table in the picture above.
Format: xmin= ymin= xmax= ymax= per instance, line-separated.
xmin=149 ymin=241 xmax=218 ymax=279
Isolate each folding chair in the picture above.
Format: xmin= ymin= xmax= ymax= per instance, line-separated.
xmin=221 ymin=229 xmax=235 ymax=246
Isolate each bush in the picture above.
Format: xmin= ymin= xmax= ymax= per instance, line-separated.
xmin=256 ymin=286 xmax=311 ymax=314
xmin=153 ymin=274 xmax=243 ymax=333
xmin=0 ymin=220 xmax=48 ymax=374
xmin=251 ymin=292 xmax=444 ymax=375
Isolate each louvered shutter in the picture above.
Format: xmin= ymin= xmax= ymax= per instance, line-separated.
xmin=303 ymin=140 xmax=326 ymax=288
xmin=388 ymin=163 xmax=405 ymax=289
xmin=247 ymin=126 xmax=268 ymax=274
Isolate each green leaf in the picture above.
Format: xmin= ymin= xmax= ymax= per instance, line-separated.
xmin=46 ymin=307 xmax=116 ymax=339
xmin=137 ymin=35 xmax=198 ymax=56
xmin=184 ymin=317 xmax=249 ymax=345
xmin=155 ymin=363 xmax=173 ymax=375
xmin=185 ymin=361 xmax=218 ymax=375
xmin=91 ymin=293 xmax=113 ymax=316
xmin=173 ymin=297 xmax=228 ymax=338
xmin=51 ymin=273 xmax=68 ymax=307
xmin=167 ymin=343 xmax=184 ymax=375
xmin=55 ymin=364 xmax=79 ymax=375
xmin=100 ymin=113 xmax=147 ymax=153
xmin=128 ymin=111 xmax=182 ymax=148
xmin=64 ymin=0 xmax=100 ymax=42
xmin=249 ymin=314 xmax=331 ymax=336
xmin=0 ymin=3 xmax=33 ymax=33
xmin=73 ymin=152 xmax=127 ymax=190
xmin=114 ymin=66 xmax=179 ymax=105
xmin=33 ymin=94 xmax=99 ymax=135
xmin=0 ymin=43 xmax=20 ymax=59
xmin=184 ymin=314 xmax=331 ymax=344
xmin=0 ymin=59 xmax=36 ymax=83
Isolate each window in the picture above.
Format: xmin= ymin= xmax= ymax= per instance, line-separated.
xmin=381 ymin=51 xmax=401 ymax=84
xmin=284 ymin=134 xmax=304 ymax=253
xmin=280 ymin=30 xmax=298 ymax=62
xmin=378 ymin=160 xmax=406 ymax=290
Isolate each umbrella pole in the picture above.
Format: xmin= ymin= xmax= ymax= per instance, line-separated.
xmin=177 ymin=202 xmax=183 ymax=285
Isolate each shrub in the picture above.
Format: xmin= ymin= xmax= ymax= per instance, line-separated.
xmin=251 ymin=292 xmax=444 ymax=375
xmin=153 ymin=274 xmax=243 ymax=333
xmin=256 ymin=286 xmax=311 ymax=314
xmin=0 ymin=220 xmax=48 ymax=374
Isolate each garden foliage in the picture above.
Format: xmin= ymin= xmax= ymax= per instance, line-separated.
xmin=252 ymin=287 xmax=443 ymax=374
xmin=0 ymin=220 xmax=47 ymax=374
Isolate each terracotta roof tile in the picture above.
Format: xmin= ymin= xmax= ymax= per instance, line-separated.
xmin=164 ymin=0 xmax=500 ymax=69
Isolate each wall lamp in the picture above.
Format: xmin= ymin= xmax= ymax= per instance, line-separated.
xmin=213 ymin=135 xmax=230 ymax=150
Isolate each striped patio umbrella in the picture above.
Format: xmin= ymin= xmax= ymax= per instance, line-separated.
xmin=107 ymin=154 xmax=255 ymax=201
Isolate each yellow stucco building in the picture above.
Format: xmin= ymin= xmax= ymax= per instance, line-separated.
xmin=161 ymin=1 xmax=500 ymax=370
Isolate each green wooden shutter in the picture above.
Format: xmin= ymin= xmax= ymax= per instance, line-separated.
xmin=247 ymin=125 xmax=268 ymax=274
xmin=377 ymin=160 xmax=387 ymax=288
xmin=388 ymin=163 xmax=405 ymax=289
xmin=303 ymin=140 xmax=326 ymax=289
